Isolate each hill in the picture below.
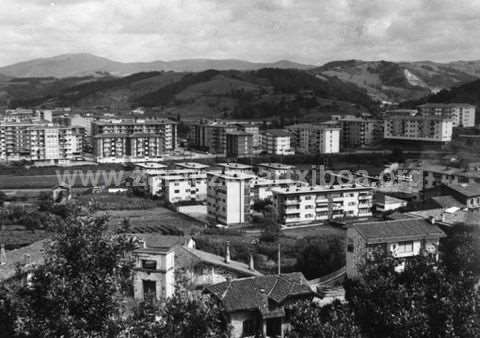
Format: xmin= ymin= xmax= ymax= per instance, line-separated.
xmin=0 ymin=53 xmax=315 ymax=78
xmin=6 ymin=68 xmax=376 ymax=120
xmin=311 ymin=60 xmax=479 ymax=103
xmin=403 ymin=78 xmax=480 ymax=108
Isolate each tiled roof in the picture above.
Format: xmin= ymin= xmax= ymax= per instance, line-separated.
xmin=205 ymin=273 xmax=313 ymax=313
xmin=431 ymin=195 xmax=465 ymax=209
xmin=352 ymin=219 xmax=445 ymax=244
xmin=176 ymin=246 xmax=263 ymax=277
xmin=0 ymin=239 xmax=48 ymax=281
xmin=445 ymin=183 xmax=480 ymax=198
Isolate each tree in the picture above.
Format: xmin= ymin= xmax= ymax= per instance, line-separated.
xmin=344 ymin=255 xmax=480 ymax=338
xmin=441 ymin=223 xmax=480 ymax=277
xmin=287 ymin=300 xmax=361 ymax=338
xmin=128 ymin=287 xmax=230 ymax=338
xmin=6 ymin=212 xmax=136 ymax=337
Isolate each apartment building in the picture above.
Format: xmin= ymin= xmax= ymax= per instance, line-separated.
xmin=337 ymin=117 xmax=383 ymax=148
xmin=216 ymin=162 xmax=253 ymax=174
xmin=2 ymin=109 xmax=53 ymax=123
xmin=162 ymin=173 xmax=207 ymax=203
xmin=418 ymin=103 xmax=476 ymax=128
xmin=226 ymin=131 xmax=253 ymax=157
xmin=175 ymin=162 xmax=210 ymax=172
xmin=188 ymin=120 xmax=260 ymax=154
xmin=346 ymin=219 xmax=445 ymax=279
xmin=147 ymin=169 xmax=201 ymax=196
xmin=0 ymin=122 xmax=83 ymax=161
xmin=256 ymin=163 xmax=296 ymax=179
xmin=423 ymin=163 xmax=480 ymax=189
xmin=272 ymin=184 xmax=373 ymax=226
xmin=93 ymin=119 xmax=176 ymax=161
xmin=384 ymin=109 xmax=453 ymax=143
xmin=286 ymin=124 xmax=340 ymax=153
xmin=207 ymin=172 xmax=254 ymax=225
xmin=250 ymin=178 xmax=307 ymax=202
xmin=260 ymin=129 xmax=294 ymax=155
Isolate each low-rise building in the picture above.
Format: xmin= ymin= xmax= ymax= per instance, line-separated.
xmin=423 ymin=163 xmax=480 ymax=189
xmin=147 ymin=169 xmax=201 ymax=196
xmin=260 ymin=129 xmax=294 ymax=155
xmin=272 ymin=184 xmax=373 ymax=226
xmin=133 ymin=242 xmax=176 ymax=302
xmin=250 ymin=178 xmax=307 ymax=202
xmin=424 ymin=182 xmax=480 ymax=210
xmin=207 ymin=172 xmax=255 ymax=225
xmin=205 ymin=273 xmax=314 ymax=338
xmin=374 ymin=192 xmax=408 ymax=213
xmin=346 ymin=219 xmax=445 ymax=279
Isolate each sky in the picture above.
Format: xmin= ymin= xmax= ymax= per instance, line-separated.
xmin=1 ymin=0 xmax=480 ymax=66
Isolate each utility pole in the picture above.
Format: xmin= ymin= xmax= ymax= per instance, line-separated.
xmin=277 ymin=243 xmax=281 ymax=275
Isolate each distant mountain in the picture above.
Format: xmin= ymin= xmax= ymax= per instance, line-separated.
xmin=311 ymin=60 xmax=480 ymax=103
xmin=6 ymin=68 xmax=375 ymax=120
xmin=0 ymin=53 xmax=315 ymax=78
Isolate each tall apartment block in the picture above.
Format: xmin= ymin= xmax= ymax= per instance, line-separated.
xmin=0 ymin=122 xmax=83 ymax=161
xmin=260 ymin=129 xmax=294 ymax=155
xmin=188 ymin=120 xmax=259 ymax=154
xmin=272 ymin=185 xmax=373 ymax=226
xmin=418 ymin=103 xmax=476 ymax=128
xmin=93 ymin=119 xmax=177 ymax=162
xmin=226 ymin=131 xmax=253 ymax=157
xmin=207 ymin=172 xmax=254 ymax=225
xmin=384 ymin=109 xmax=453 ymax=143
xmin=337 ymin=117 xmax=383 ymax=148
xmin=287 ymin=124 xmax=340 ymax=153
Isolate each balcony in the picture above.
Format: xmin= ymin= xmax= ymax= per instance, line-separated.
xmin=285 ymin=199 xmax=300 ymax=205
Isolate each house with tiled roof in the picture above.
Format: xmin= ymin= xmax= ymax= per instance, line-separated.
xmin=205 ymin=272 xmax=314 ymax=338
xmin=424 ymin=182 xmax=480 ymax=210
xmin=130 ymin=234 xmax=263 ymax=301
xmin=346 ymin=219 xmax=445 ymax=279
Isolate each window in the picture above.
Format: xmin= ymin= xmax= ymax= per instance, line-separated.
xmin=174 ymin=189 xmax=180 ymax=193
xmin=243 ymin=319 xmax=259 ymax=337
xmin=396 ymin=241 xmax=414 ymax=254
xmin=347 ymin=238 xmax=354 ymax=252
xmin=141 ymin=259 xmax=157 ymax=270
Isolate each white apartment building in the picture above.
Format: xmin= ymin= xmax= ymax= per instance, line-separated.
xmin=346 ymin=219 xmax=445 ymax=279
xmin=384 ymin=110 xmax=453 ymax=143
xmin=147 ymin=169 xmax=202 ymax=196
xmin=287 ymin=124 xmax=340 ymax=153
xmin=256 ymin=163 xmax=296 ymax=179
xmin=207 ymin=172 xmax=254 ymax=225
xmin=272 ymin=185 xmax=373 ymax=226
xmin=260 ymin=129 xmax=294 ymax=155
xmin=250 ymin=178 xmax=307 ymax=202
xmin=216 ymin=163 xmax=253 ymax=174
xmin=163 ymin=173 xmax=207 ymax=203
xmin=418 ymin=103 xmax=476 ymax=128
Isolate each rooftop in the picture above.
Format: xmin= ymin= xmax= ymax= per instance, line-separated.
xmin=262 ymin=129 xmax=291 ymax=137
xmin=176 ymin=246 xmax=262 ymax=277
xmin=430 ymin=195 xmax=466 ymax=209
xmin=257 ymin=163 xmax=295 ymax=170
xmin=175 ymin=162 xmax=210 ymax=170
xmin=205 ymin=273 xmax=313 ymax=313
xmin=419 ymin=103 xmax=475 ymax=109
xmin=445 ymin=183 xmax=480 ymax=197
xmin=216 ymin=163 xmax=253 ymax=170
xmin=352 ymin=219 xmax=445 ymax=244
xmin=0 ymin=239 xmax=48 ymax=281
xmin=208 ymin=171 xmax=256 ymax=180
xmin=94 ymin=119 xmax=176 ymax=126
xmin=271 ymin=184 xmax=372 ymax=195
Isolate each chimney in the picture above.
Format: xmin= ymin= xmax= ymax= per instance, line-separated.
xmin=0 ymin=244 xmax=6 ymax=265
xmin=225 ymin=241 xmax=231 ymax=264
xmin=24 ymin=254 xmax=31 ymax=265
xmin=249 ymin=254 xmax=255 ymax=270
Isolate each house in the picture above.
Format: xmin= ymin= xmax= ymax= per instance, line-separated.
xmin=424 ymin=182 xmax=480 ymax=210
xmin=346 ymin=219 xmax=446 ymax=279
xmin=132 ymin=235 xmax=262 ymax=290
xmin=205 ymin=273 xmax=314 ymax=338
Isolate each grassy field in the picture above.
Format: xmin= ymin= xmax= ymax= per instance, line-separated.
xmin=0 ymin=226 xmax=49 ymax=250
xmin=282 ymin=224 xmax=345 ymax=239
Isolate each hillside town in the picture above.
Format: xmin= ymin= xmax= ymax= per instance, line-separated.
xmin=1 ymin=1 xmax=480 ymax=338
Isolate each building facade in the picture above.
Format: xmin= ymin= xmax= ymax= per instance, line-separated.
xmin=287 ymin=124 xmax=340 ymax=153
xmin=419 ymin=103 xmax=476 ymax=128
xmin=272 ymin=185 xmax=373 ymax=226
xmin=163 ymin=173 xmax=208 ymax=203
xmin=384 ymin=109 xmax=453 ymax=143
xmin=207 ymin=172 xmax=254 ymax=225
xmin=337 ymin=117 xmax=383 ymax=148
xmin=261 ymin=129 xmax=294 ymax=155
xmin=226 ymin=131 xmax=253 ymax=157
